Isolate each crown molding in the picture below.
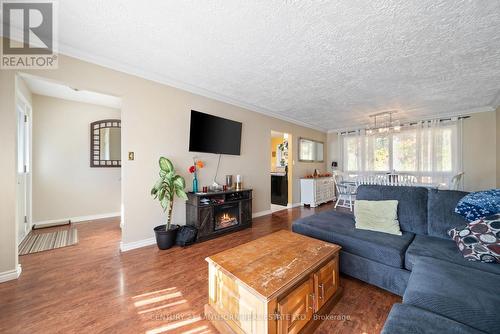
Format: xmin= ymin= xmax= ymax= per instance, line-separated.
xmin=326 ymin=106 xmax=496 ymax=133
xmin=2 ymin=32 xmax=326 ymax=132
xmin=490 ymin=90 xmax=500 ymax=109
xmin=55 ymin=42 xmax=327 ymax=133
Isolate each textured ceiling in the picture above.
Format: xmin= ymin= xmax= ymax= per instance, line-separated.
xmin=45 ymin=1 xmax=500 ymax=130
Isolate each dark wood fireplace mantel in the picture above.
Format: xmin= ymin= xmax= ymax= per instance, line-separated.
xmin=186 ymin=189 xmax=252 ymax=242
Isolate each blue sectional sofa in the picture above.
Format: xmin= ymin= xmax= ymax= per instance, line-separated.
xmin=292 ymin=185 xmax=500 ymax=334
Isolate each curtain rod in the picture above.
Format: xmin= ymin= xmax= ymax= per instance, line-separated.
xmin=338 ymin=115 xmax=470 ymax=135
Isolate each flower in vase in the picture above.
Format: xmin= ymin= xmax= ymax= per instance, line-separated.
xmin=188 ymin=165 xmax=196 ymax=174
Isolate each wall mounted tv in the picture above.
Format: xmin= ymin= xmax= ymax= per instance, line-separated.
xmin=189 ymin=110 xmax=242 ymax=155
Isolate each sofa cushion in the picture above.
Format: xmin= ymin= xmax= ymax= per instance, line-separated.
xmin=448 ymin=215 xmax=500 ymax=263
xmin=292 ymin=210 xmax=414 ymax=268
xmin=428 ymin=188 xmax=469 ymax=239
xmin=341 ymin=251 xmax=410 ymax=296
xmin=455 ymin=189 xmax=500 ymax=222
xmin=403 ymin=258 xmax=500 ymax=334
xmin=405 ymin=235 xmax=500 ymax=275
xmin=354 ymin=200 xmax=402 ymax=235
xmin=356 ymin=185 xmax=428 ymax=235
xmin=382 ymin=303 xmax=485 ymax=334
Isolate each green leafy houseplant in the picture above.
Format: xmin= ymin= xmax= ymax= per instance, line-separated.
xmin=151 ymin=157 xmax=188 ymax=231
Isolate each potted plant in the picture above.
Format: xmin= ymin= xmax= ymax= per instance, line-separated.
xmin=151 ymin=157 xmax=188 ymax=250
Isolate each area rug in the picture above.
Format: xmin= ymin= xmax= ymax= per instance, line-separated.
xmin=19 ymin=229 xmax=78 ymax=255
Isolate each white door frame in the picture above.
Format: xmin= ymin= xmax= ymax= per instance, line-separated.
xmin=16 ymin=91 xmax=33 ymax=245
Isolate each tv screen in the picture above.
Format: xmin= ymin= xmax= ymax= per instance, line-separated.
xmin=189 ymin=110 xmax=242 ymax=155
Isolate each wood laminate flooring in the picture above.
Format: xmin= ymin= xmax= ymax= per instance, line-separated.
xmin=0 ymin=203 xmax=400 ymax=334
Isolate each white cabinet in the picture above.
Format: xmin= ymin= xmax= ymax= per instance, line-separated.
xmin=300 ymin=177 xmax=335 ymax=207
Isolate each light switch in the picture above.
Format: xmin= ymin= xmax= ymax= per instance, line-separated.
xmin=128 ymin=152 xmax=135 ymax=161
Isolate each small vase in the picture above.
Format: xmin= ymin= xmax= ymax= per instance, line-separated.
xmin=192 ymin=175 xmax=198 ymax=193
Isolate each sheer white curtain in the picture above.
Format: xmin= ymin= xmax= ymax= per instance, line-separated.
xmin=340 ymin=118 xmax=463 ymax=186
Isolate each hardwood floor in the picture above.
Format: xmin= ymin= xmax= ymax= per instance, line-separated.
xmin=0 ymin=204 xmax=400 ymax=334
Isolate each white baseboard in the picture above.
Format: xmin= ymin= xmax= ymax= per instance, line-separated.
xmin=34 ymin=212 xmax=121 ymax=226
xmin=121 ymin=204 xmax=303 ymax=252
xmin=253 ymin=203 xmax=302 ymax=218
xmin=252 ymin=210 xmax=272 ymax=218
xmin=120 ymin=237 xmax=156 ymax=252
xmin=0 ymin=264 xmax=22 ymax=283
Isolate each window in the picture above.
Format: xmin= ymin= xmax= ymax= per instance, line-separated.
xmin=393 ymin=131 xmax=417 ymax=172
xmin=365 ymin=136 xmax=390 ymax=172
xmin=341 ymin=122 xmax=459 ymax=184
xmin=344 ymin=136 xmax=359 ymax=171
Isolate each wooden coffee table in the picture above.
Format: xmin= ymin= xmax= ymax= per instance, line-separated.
xmin=205 ymin=230 xmax=342 ymax=334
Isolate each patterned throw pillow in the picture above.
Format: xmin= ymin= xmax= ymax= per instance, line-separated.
xmin=454 ymin=189 xmax=500 ymax=222
xmin=448 ymin=214 xmax=500 ymax=263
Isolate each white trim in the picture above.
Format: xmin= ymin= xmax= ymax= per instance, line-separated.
xmin=252 ymin=210 xmax=272 ymax=218
xmin=52 ymin=43 xmax=327 ymax=133
xmin=490 ymin=91 xmax=500 ymax=108
xmin=33 ymin=212 xmax=121 ymax=226
xmin=120 ymin=204 xmax=304 ymax=252
xmin=254 ymin=203 xmax=302 ymax=218
xmin=120 ymin=237 xmax=156 ymax=252
xmin=0 ymin=265 xmax=22 ymax=283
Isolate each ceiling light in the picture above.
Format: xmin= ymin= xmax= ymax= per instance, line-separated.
xmin=367 ymin=111 xmax=400 ymax=135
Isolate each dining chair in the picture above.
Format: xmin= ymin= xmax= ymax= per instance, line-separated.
xmin=334 ymin=174 xmax=357 ymax=211
xmin=450 ymin=172 xmax=465 ymax=190
xmin=398 ymin=174 xmax=418 ymax=186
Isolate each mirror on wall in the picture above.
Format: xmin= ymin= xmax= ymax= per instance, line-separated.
xmin=298 ymin=138 xmax=324 ymax=162
xmin=90 ymin=119 xmax=121 ymax=167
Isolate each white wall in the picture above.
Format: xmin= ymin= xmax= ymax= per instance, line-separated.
xmin=0 ymin=69 xmax=19 ymax=276
xmin=32 ymin=95 xmax=121 ymax=222
xmin=462 ymin=111 xmax=497 ymax=191
xmin=326 ymin=111 xmax=498 ymax=191
xmin=0 ymin=40 xmax=327 ymax=275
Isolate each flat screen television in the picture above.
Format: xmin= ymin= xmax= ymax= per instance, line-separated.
xmin=189 ymin=110 xmax=242 ymax=155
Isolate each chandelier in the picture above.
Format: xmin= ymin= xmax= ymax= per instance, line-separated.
xmin=365 ymin=111 xmax=401 ymax=135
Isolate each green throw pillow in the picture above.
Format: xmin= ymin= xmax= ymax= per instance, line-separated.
xmin=354 ymin=200 xmax=402 ymax=235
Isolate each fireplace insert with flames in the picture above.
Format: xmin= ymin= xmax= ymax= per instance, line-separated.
xmin=214 ymin=203 xmax=239 ymax=231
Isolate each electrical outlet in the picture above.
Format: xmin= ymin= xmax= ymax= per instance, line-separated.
xmin=128 ymin=152 xmax=135 ymax=161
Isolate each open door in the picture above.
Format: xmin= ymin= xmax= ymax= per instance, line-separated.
xmin=270 ymin=131 xmax=293 ymax=212
xmin=16 ymin=98 xmax=32 ymax=244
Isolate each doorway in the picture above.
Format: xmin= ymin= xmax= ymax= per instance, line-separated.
xmin=270 ymin=131 xmax=293 ymax=212
xmin=16 ymin=95 xmax=32 ymax=244
xmin=15 ymin=73 xmax=122 ymax=259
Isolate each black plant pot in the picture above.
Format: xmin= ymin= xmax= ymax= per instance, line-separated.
xmin=154 ymin=224 xmax=179 ymax=250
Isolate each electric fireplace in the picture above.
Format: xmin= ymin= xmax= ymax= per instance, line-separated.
xmin=214 ymin=203 xmax=239 ymax=230
xmin=185 ymin=189 xmax=253 ymax=242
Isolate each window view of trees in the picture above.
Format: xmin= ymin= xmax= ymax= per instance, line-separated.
xmin=342 ymin=125 xmax=456 ymax=181
xmin=346 ymin=137 xmax=358 ymax=171
xmin=372 ymin=137 xmax=389 ymax=171
xmin=437 ymin=129 xmax=452 ymax=172
xmin=393 ymin=131 xmax=417 ymax=171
